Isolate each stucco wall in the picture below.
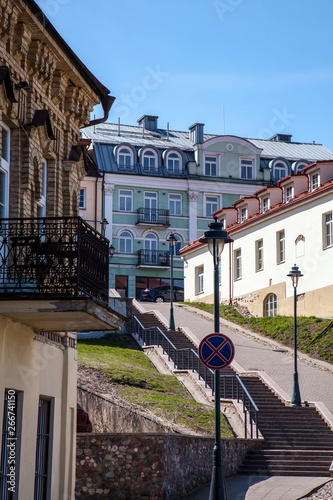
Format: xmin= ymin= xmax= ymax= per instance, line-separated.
xmin=76 ymin=433 xmax=262 ymax=500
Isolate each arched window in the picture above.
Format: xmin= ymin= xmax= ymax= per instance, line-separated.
xmin=273 ymin=161 xmax=288 ymax=181
xmin=117 ymin=147 xmax=133 ymax=169
xmin=264 ymin=294 xmax=278 ymax=317
xmin=119 ymin=231 xmax=133 ymax=253
xmin=144 ymin=233 xmax=158 ymax=264
xmin=166 ymin=151 xmax=182 ymax=173
xmin=142 ymin=149 xmax=157 ymax=172
xmin=293 ymin=161 xmax=308 ymax=174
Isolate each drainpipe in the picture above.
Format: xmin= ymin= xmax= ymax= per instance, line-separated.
xmin=82 ymin=95 xmax=116 ymax=128
xmin=229 ymin=242 xmax=233 ymax=304
xmin=94 ymin=175 xmax=98 ymax=230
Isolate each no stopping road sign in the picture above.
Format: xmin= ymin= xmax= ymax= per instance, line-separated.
xmin=199 ymin=333 xmax=235 ymax=370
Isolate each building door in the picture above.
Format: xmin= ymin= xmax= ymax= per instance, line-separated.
xmin=144 ymin=192 xmax=157 ymax=223
xmin=144 ymin=233 xmax=158 ymax=265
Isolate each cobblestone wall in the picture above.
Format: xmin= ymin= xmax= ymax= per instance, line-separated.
xmin=76 ymin=433 xmax=262 ymax=500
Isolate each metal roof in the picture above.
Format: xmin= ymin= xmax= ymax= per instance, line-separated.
xmin=247 ymin=138 xmax=333 ymax=162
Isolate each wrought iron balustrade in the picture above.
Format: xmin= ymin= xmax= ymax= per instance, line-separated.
xmin=136 ymin=208 xmax=170 ymax=225
xmin=0 ymin=217 xmax=110 ymax=302
xmin=137 ymin=249 xmax=170 ymax=267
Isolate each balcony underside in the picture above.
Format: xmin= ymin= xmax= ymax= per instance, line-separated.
xmin=0 ymin=298 xmax=125 ymax=332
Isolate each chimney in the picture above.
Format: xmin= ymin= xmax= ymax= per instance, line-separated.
xmin=189 ymin=123 xmax=204 ymax=144
xmin=137 ymin=115 xmax=158 ymax=132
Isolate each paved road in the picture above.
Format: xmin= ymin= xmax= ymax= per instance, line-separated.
xmin=138 ymin=301 xmax=333 ymax=414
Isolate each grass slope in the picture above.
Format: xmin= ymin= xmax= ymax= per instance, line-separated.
xmin=183 ymin=303 xmax=333 ymax=364
xmin=78 ymin=336 xmax=234 ymax=437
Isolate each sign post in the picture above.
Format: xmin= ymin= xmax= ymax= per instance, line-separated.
xmin=199 ymin=333 xmax=235 ymax=500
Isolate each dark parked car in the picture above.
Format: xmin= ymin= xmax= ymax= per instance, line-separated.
xmin=140 ymin=285 xmax=184 ymax=303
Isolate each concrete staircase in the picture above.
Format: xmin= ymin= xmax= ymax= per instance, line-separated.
xmin=132 ymin=305 xmax=333 ymax=477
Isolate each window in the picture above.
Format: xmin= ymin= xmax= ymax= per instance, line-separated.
xmin=0 ymin=389 xmax=22 ymax=500
xmin=169 ymin=234 xmax=182 ymax=256
xmin=36 ymin=159 xmax=47 ymax=217
xmin=119 ymin=189 xmax=133 ymax=212
xmin=166 ymin=152 xmax=182 ymax=173
xmin=277 ymin=230 xmax=285 ymax=264
xmin=311 ymin=172 xmax=319 ymax=191
xmin=196 ymin=265 xmax=204 ymax=294
xmin=205 ymin=156 xmax=217 ymax=176
xmin=34 ymin=398 xmax=53 ymax=500
xmin=285 ymin=185 xmax=294 ymax=202
xmin=256 ymin=239 xmax=263 ymax=272
xmin=273 ymin=161 xmax=288 ymax=181
xmin=168 ymin=193 xmax=182 ymax=216
xmin=323 ymin=212 xmax=333 ymax=249
xmin=142 ymin=149 xmax=157 ymax=171
xmin=234 ymin=249 xmax=242 ymax=280
xmin=240 ymin=206 xmax=247 ymax=223
xmin=240 ymin=158 xmax=254 ymax=180
xmin=144 ymin=233 xmax=158 ymax=265
xmin=264 ymin=294 xmax=278 ymax=317
xmin=0 ymin=124 xmax=10 ymax=218
xmin=205 ymin=195 xmax=219 ymax=217
xmin=117 ymin=147 xmax=133 ymax=169
xmin=261 ymin=196 xmax=270 ymax=212
xmin=119 ymin=231 xmax=133 ymax=254
xmin=79 ymin=188 xmax=86 ymax=209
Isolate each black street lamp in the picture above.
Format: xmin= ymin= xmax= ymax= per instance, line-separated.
xmin=199 ymin=218 xmax=233 ymax=500
xmin=287 ymin=264 xmax=303 ymax=407
xmin=167 ymin=233 xmax=177 ymax=330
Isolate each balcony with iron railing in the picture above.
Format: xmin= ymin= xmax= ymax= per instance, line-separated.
xmin=137 ymin=249 xmax=170 ymax=268
xmin=136 ymin=208 xmax=170 ymax=226
xmin=0 ymin=217 xmax=125 ymax=332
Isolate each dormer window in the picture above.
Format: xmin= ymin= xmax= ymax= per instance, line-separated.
xmin=205 ymin=156 xmax=218 ymax=176
xmin=166 ymin=151 xmax=182 ymax=173
xmin=240 ymin=158 xmax=255 ymax=180
xmin=273 ymin=161 xmax=288 ymax=181
xmin=311 ymin=172 xmax=319 ymax=191
xmin=285 ymin=185 xmax=294 ymax=202
xmin=142 ymin=149 xmax=158 ymax=172
xmin=261 ymin=196 xmax=270 ymax=212
xmin=240 ymin=206 xmax=247 ymax=223
xmin=117 ymin=146 xmax=134 ymax=169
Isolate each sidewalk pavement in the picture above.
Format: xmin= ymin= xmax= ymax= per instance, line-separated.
xmin=184 ymin=476 xmax=332 ymax=500
xmin=137 ymin=301 xmax=333 ymax=500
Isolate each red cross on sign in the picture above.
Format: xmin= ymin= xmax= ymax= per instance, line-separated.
xmin=198 ymin=333 xmax=235 ymax=370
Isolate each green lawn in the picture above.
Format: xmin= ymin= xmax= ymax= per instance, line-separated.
xmin=78 ymin=336 xmax=234 ymax=437
xmin=183 ymin=302 xmax=333 ymax=364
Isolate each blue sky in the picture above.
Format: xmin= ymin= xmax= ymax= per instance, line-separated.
xmin=35 ymin=0 xmax=333 ymax=150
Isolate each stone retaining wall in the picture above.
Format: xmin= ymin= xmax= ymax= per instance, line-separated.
xmin=76 ymin=433 xmax=262 ymax=500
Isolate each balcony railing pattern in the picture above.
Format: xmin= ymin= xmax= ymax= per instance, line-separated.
xmin=137 ymin=249 xmax=170 ymax=267
xmin=0 ymin=217 xmax=109 ymax=302
xmin=136 ymin=208 xmax=169 ymax=225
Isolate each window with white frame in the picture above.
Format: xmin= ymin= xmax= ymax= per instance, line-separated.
xmin=311 ymin=172 xmax=319 ymax=191
xmin=166 ymin=151 xmax=182 ymax=173
xmin=79 ymin=188 xmax=86 ymax=209
xmin=240 ymin=206 xmax=247 ymax=223
xmin=261 ymin=196 xmax=270 ymax=212
xmin=168 ymin=193 xmax=182 ymax=215
xmin=276 ymin=230 xmax=285 ymax=264
xmin=142 ymin=149 xmax=157 ymax=171
xmin=323 ymin=212 xmax=333 ymax=249
xmin=37 ymin=158 xmax=47 ymax=218
xmin=295 ymin=162 xmax=307 ymax=174
xmin=119 ymin=231 xmax=133 ymax=253
xmin=234 ymin=249 xmax=242 ymax=280
xmin=205 ymin=195 xmax=219 ymax=217
xmin=264 ymin=294 xmax=277 ymax=317
xmin=273 ymin=161 xmax=288 ymax=181
xmin=196 ymin=265 xmax=204 ymax=294
xmin=205 ymin=156 xmax=218 ymax=176
xmin=240 ymin=158 xmax=255 ymax=180
xmin=117 ymin=147 xmax=133 ymax=169
xmin=255 ymin=239 xmax=263 ymax=272
xmin=285 ymin=185 xmax=294 ymax=202
xmin=119 ymin=189 xmax=133 ymax=212
xmin=0 ymin=124 xmax=10 ymax=218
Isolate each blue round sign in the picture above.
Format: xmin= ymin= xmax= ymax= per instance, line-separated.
xmin=199 ymin=333 xmax=235 ymax=370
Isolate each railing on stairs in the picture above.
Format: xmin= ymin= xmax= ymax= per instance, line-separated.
xmin=131 ymin=316 xmax=259 ymax=439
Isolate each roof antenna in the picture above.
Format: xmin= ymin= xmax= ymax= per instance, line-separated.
xmin=118 ymin=117 xmax=121 ymax=136
xmin=167 ymin=122 xmax=170 ymax=141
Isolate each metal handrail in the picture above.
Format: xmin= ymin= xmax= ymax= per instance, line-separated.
xmin=131 ymin=316 xmax=259 ymax=438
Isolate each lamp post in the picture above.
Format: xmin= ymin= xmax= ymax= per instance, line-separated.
xmin=167 ymin=233 xmax=177 ymax=330
xmin=109 ymin=244 xmax=115 ymax=259
xmin=287 ymin=264 xmax=303 ymax=407
xmin=199 ymin=218 xmax=233 ymax=500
